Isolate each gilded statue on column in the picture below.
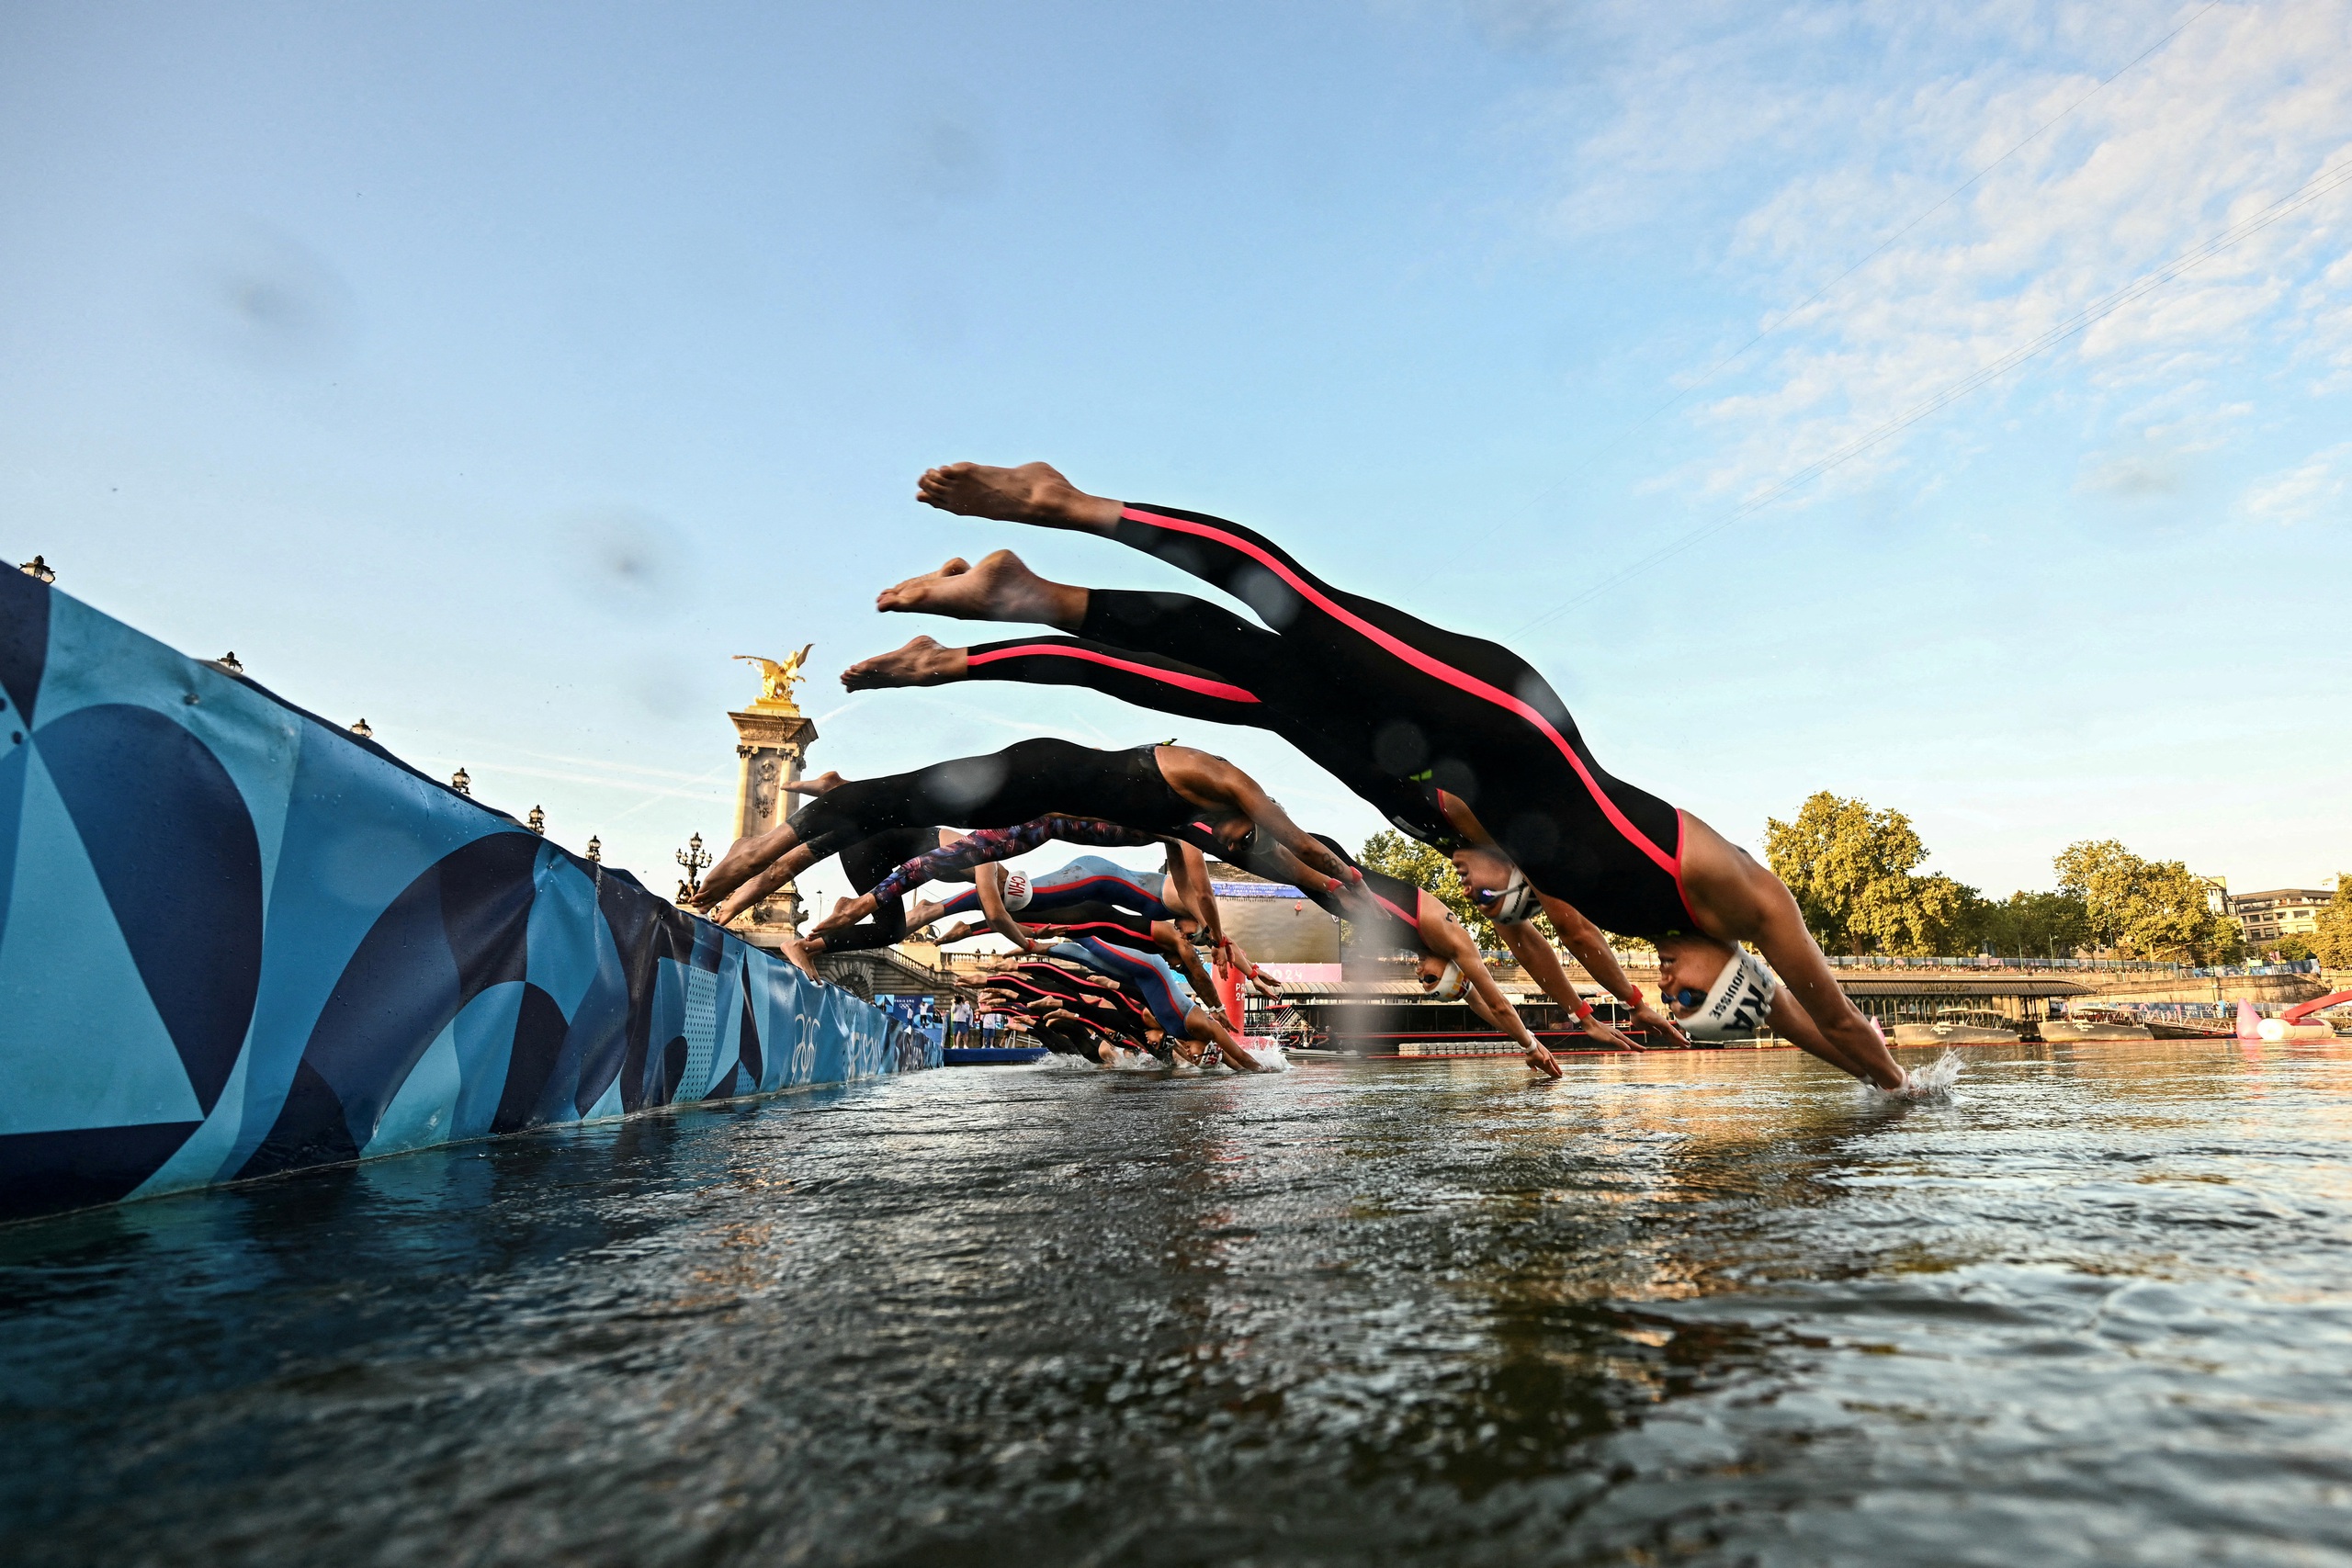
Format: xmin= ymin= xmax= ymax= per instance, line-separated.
xmin=734 ymin=645 xmax=814 ymax=716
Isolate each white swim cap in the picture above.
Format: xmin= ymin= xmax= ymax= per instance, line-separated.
xmin=1478 ymin=868 xmax=1540 ymax=925
xmin=1001 ymin=869 xmax=1033 ymax=912
xmin=1679 ymin=947 xmax=1778 ymax=1040
xmin=1427 ymin=961 xmax=1468 ymax=1001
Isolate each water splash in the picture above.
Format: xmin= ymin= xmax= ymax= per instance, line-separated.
xmin=1886 ymin=1050 xmax=1964 ymax=1100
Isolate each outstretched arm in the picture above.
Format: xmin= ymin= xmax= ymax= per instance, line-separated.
xmin=1185 ymin=1007 xmax=1270 ymax=1073
xmin=1236 ymin=787 xmax=1353 ymax=886
xmin=1426 ymin=910 xmax=1560 ymax=1079
xmin=1756 ymin=987 xmax=1876 ymax=1078
xmin=1675 ymin=816 xmax=1903 ymax=1089
xmin=1154 ymin=922 xmax=1219 ymax=1003
xmin=1493 ymin=919 xmax=1641 ymax=1051
xmin=1159 ymin=749 xmax=1354 ymax=887
xmin=1160 ymin=843 xmax=1227 ymax=950
xmin=1532 ymin=895 xmax=1691 ymax=1047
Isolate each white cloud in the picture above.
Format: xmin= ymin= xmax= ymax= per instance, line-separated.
xmin=1510 ymin=1 xmax=2352 ymax=508
xmin=2240 ymin=442 xmax=2351 ymax=524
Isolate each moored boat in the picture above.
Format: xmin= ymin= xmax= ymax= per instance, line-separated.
xmin=1890 ymin=1007 xmax=2019 ymax=1045
xmin=2040 ymin=1007 xmax=2154 ymax=1042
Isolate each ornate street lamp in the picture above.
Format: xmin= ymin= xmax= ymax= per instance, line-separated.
xmin=585 ymin=835 xmax=602 ymax=864
xmin=675 ymin=831 xmax=712 ymax=905
xmin=450 ymin=766 xmax=472 ymax=796
xmin=527 ymin=805 xmax=546 ymax=835
xmin=350 ymin=717 xmax=373 ymax=739
xmin=17 ymin=556 xmax=54 ymax=583
xmin=213 ymin=651 xmax=244 ymax=674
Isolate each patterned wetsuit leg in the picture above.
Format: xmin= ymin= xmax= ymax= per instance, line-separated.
xmin=1098 ymin=503 xmax=1694 ymax=938
xmin=817 ymin=824 xmax=944 ymax=953
xmin=931 ymin=856 xmax=1176 ymax=921
xmin=865 ymin=818 xmax=1159 ymax=908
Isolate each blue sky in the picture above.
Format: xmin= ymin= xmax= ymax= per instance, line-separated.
xmin=4 ymin=0 xmax=2347 ymax=917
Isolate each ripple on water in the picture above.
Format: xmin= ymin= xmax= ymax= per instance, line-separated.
xmin=0 ymin=1043 xmax=2347 ymax=1567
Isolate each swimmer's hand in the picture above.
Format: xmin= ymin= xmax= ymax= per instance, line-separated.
xmin=1524 ymin=1041 xmax=1564 ymax=1079
xmin=1630 ymin=1001 xmax=1691 ymax=1048
xmin=1577 ymin=1013 xmax=1642 ymax=1051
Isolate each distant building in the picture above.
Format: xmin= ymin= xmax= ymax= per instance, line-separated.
xmin=2231 ymin=887 xmax=2335 ymax=949
xmin=2197 ymin=874 xmax=2230 ymax=917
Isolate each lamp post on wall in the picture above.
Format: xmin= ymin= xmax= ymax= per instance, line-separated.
xmin=17 ymin=556 xmax=54 ymax=583
xmin=526 ymin=805 xmax=545 ymax=835
xmin=450 ymin=767 xmax=471 ymax=797
xmin=676 ymin=832 xmax=711 ymax=907
xmin=586 ymin=835 xmax=602 ymax=864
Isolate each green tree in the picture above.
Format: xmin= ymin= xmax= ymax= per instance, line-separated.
xmin=2052 ymin=840 xmax=2236 ymax=963
xmin=1985 ymin=889 xmax=2096 ymax=958
xmin=2308 ymin=877 xmax=2352 ymax=968
xmin=1764 ymin=792 xmax=1955 ymax=955
xmin=1354 ymin=833 xmax=1654 ymax=955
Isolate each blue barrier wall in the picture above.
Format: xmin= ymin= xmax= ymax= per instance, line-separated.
xmin=0 ymin=570 xmax=936 ymax=1224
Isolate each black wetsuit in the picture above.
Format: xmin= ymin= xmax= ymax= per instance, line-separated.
xmin=1350 ymin=867 xmax=1436 ymax=953
xmin=816 ymin=824 xmax=949 ymax=953
xmin=961 ymin=505 xmax=1695 ymax=938
xmin=965 ymin=625 xmax=1456 ymax=845
xmin=783 ymin=738 xmax=1231 ymax=865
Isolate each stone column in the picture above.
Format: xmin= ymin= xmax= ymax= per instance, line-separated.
xmin=727 ymin=707 xmax=818 ymax=943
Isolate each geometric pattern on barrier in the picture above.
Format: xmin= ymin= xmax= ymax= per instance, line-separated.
xmin=0 ymin=568 xmax=937 ymax=1225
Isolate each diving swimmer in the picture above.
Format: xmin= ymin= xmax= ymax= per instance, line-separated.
xmin=842 ymin=595 xmax=1687 ymax=1047
xmin=689 ymin=735 xmax=1356 ymax=929
xmin=861 ymin=460 xmax=1909 ymax=1091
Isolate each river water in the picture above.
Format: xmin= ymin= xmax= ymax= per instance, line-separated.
xmin=4 ymin=1041 xmax=2348 ymax=1567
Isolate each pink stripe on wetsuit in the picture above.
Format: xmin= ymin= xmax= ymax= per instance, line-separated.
xmin=1099 ymin=503 xmax=1700 ymax=939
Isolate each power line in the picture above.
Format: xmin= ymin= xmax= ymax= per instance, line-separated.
xmin=1510 ymin=152 xmax=2352 ymax=637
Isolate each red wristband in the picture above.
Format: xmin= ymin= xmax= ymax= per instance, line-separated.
xmin=1572 ymin=995 xmax=1595 ymax=1021
xmin=1624 ymin=986 xmax=1643 ymax=1008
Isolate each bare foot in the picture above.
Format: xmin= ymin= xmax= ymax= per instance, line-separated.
xmin=780 ymin=771 xmax=850 ymax=797
xmin=695 ymin=827 xmax=791 ymax=909
xmin=874 ymin=550 xmax=1082 ymax=626
xmin=808 ymin=892 xmax=879 ymax=935
xmin=915 ymin=461 xmax=1120 ymax=531
xmin=777 ymin=932 xmax=818 ymax=980
xmin=842 ymin=635 xmax=969 ymax=691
